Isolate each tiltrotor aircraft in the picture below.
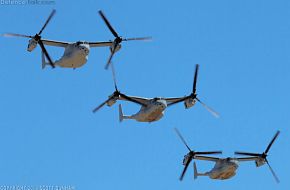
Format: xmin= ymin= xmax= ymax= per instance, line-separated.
xmin=175 ymin=128 xmax=280 ymax=183
xmin=93 ymin=64 xmax=219 ymax=122
xmin=3 ymin=10 xmax=151 ymax=69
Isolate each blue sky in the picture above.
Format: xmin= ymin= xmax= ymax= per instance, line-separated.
xmin=0 ymin=0 xmax=289 ymax=189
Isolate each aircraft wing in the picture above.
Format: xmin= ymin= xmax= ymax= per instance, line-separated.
xmin=88 ymin=41 xmax=113 ymax=47
xmin=119 ymin=95 xmax=150 ymax=106
xmin=41 ymin=39 xmax=113 ymax=48
xmin=194 ymin=156 xmax=220 ymax=162
xmin=164 ymin=96 xmax=189 ymax=107
xmin=235 ymin=157 xmax=259 ymax=162
xmin=41 ymin=39 xmax=70 ymax=47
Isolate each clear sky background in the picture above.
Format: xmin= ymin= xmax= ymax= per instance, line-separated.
xmin=0 ymin=0 xmax=289 ymax=189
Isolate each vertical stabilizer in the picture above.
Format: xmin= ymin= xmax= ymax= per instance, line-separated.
xmin=41 ymin=51 xmax=46 ymax=69
xmin=119 ymin=104 xmax=124 ymax=122
xmin=194 ymin=162 xmax=198 ymax=180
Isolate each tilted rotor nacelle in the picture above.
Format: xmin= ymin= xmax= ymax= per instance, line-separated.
xmin=27 ymin=38 xmax=38 ymax=52
xmin=110 ymin=44 xmax=121 ymax=53
xmin=255 ymin=157 xmax=266 ymax=167
xmin=183 ymin=154 xmax=191 ymax=165
xmin=106 ymin=94 xmax=119 ymax=107
xmin=184 ymin=98 xmax=196 ymax=109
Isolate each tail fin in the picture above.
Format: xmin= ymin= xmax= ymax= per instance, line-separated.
xmin=42 ymin=51 xmax=54 ymax=69
xmin=41 ymin=51 xmax=51 ymax=69
xmin=118 ymin=104 xmax=132 ymax=122
xmin=42 ymin=51 xmax=46 ymax=69
xmin=193 ymin=162 xmax=198 ymax=180
xmin=119 ymin=104 xmax=124 ymax=122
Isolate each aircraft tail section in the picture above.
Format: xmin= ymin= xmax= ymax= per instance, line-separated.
xmin=118 ymin=104 xmax=132 ymax=122
xmin=41 ymin=51 xmax=46 ymax=69
xmin=118 ymin=104 xmax=124 ymax=122
xmin=194 ymin=162 xmax=199 ymax=180
xmin=41 ymin=51 xmax=51 ymax=69
xmin=41 ymin=51 xmax=55 ymax=69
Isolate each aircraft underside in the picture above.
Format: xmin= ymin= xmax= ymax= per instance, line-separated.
xmin=56 ymin=54 xmax=88 ymax=68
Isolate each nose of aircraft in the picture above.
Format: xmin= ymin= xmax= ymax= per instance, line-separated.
xmin=157 ymin=99 xmax=167 ymax=108
xmin=78 ymin=44 xmax=90 ymax=55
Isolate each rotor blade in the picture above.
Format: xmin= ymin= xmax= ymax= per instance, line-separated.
xmin=180 ymin=158 xmax=192 ymax=181
xmin=174 ymin=128 xmax=191 ymax=152
xmin=92 ymin=99 xmax=109 ymax=113
xmin=38 ymin=40 xmax=55 ymax=68
xmin=195 ymin=151 xmax=222 ymax=155
xmin=234 ymin=151 xmax=262 ymax=157
xmin=196 ymin=98 xmax=219 ymax=118
xmin=98 ymin=10 xmax=119 ymax=38
xmin=266 ymin=159 xmax=280 ymax=183
xmin=38 ymin=9 xmax=56 ymax=35
xmin=110 ymin=62 xmax=118 ymax=90
xmin=104 ymin=43 xmax=117 ymax=70
xmin=265 ymin=130 xmax=280 ymax=154
xmin=192 ymin=64 xmax=199 ymax=94
xmin=122 ymin=36 xmax=152 ymax=41
xmin=2 ymin=33 xmax=33 ymax=38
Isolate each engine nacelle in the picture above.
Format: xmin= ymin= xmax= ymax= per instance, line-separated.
xmin=183 ymin=154 xmax=191 ymax=165
xmin=106 ymin=96 xmax=118 ymax=107
xmin=27 ymin=38 xmax=38 ymax=52
xmin=255 ymin=158 xmax=266 ymax=167
xmin=184 ymin=98 xmax=196 ymax=109
xmin=110 ymin=44 xmax=121 ymax=53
